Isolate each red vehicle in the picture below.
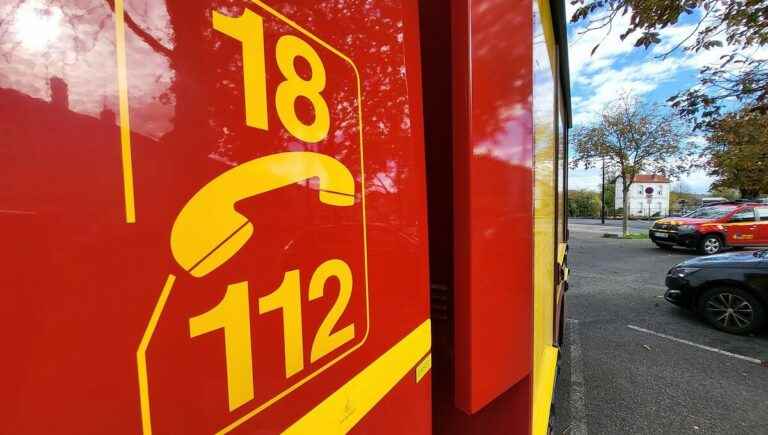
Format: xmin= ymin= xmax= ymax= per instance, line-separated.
xmin=651 ymin=203 xmax=768 ymax=255
xmin=1 ymin=1 xmax=570 ymax=434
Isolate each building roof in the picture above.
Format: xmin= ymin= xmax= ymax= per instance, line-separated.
xmin=633 ymin=174 xmax=670 ymax=183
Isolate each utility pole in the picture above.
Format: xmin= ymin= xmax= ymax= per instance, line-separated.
xmin=601 ymin=156 xmax=606 ymax=224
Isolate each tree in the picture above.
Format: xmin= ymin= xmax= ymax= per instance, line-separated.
xmin=710 ymin=187 xmax=740 ymax=200
xmin=571 ymin=95 xmax=692 ymax=236
xmin=568 ymin=190 xmax=601 ymax=217
xmin=670 ymin=184 xmax=700 ymax=214
xmin=704 ymin=109 xmax=768 ymax=197
xmin=571 ymin=0 xmax=768 ymax=127
xmin=598 ymin=180 xmax=616 ymax=216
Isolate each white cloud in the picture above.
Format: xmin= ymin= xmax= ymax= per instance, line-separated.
xmin=568 ymin=11 xmax=635 ymax=85
xmin=569 ymin=168 xmax=603 ymax=191
xmin=653 ymin=20 xmax=768 ymax=70
xmin=568 ymin=7 xmax=767 ymax=76
xmin=678 ymin=169 xmax=713 ymax=193
xmin=567 ymin=10 xmax=692 ymax=125
xmin=569 ymin=9 xmax=768 ymax=128
xmin=652 ymin=24 xmax=700 ymax=55
xmin=688 ymin=135 xmax=708 ymax=147
xmin=571 ymin=56 xmax=684 ymax=125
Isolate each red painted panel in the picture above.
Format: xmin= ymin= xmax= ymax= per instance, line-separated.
xmin=0 ymin=1 xmax=429 ymax=433
xmin=452 ymin=0 xmax=534 ymax=417
xmin=435 ymin=374 xmax=532 ymax=435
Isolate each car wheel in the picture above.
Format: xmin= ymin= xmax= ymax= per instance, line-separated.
xmin=698 ymin=287 xmax=766 ymax=334
xmin=698 ymin=235 xmax=723 ymax=255
xmin=654 ymin=242 xmax=674 ymax=250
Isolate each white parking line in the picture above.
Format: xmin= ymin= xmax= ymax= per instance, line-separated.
xmin=567 ymin=319 xmax=588 ymax=435
xmin=626 ymin=325 xmax=763 ymax=365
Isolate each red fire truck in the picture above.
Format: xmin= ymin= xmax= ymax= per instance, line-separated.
xmin=0 ymin=0 xmax=570 ymax=433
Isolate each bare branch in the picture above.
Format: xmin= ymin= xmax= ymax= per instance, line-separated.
xmin=655 ymin=8 xmax=712 ymax=59
xmin=103 ymin=0 xmax=173 ymax=57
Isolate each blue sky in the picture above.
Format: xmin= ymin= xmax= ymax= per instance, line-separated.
xmin=566 ymin=5 xmax=724 ymax=194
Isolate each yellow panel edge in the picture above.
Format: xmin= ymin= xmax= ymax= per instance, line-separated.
xmin=532 ymin=346 xmax=559 ymax=435
xmin=536 ymin=0 xmax=558 ymax=76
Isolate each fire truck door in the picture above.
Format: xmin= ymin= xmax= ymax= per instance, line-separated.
xmin=756 ymin=206 xmax=768 ymax=244
xmin=725 ymin=208 xmax=758 ymax=246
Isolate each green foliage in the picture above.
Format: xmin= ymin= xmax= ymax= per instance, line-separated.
xmin=670 ymin=190 xmax=700 ymax=212
xmin=598 ymin=181 xmax=616 ymax=213
xmin=569 ymin=189 xmax=601 ymax=217
xmin=710 ymin=187 xmax=741 ymax=200
xmin=705 ymin=109 xmax=768 ymax=197
xmin=571 ymin=0 xmax=768 ymax=127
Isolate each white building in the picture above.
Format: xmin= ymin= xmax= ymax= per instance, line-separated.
xmin=615 ymin=175 xmax=670 ymax=217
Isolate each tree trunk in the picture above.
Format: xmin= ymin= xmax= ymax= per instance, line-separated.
xmin=622 ymin=182 xmax=630 ymax=237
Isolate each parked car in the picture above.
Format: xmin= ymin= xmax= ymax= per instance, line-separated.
xmin=649 ymin=202 xmax=768 ymax=255
xmin=665 ymin=249 xmax=768 ymax=334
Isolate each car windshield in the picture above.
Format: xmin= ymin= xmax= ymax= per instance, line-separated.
xmin=755 ymin=249 xmax=768 ymax=258
xmin=684 ymin=206 xmax=737 ymax=219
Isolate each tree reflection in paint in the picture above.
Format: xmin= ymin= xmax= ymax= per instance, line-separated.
xmin=0 ymin=0 xmax=421 ymax=215
xmin=0 ymin=2 xmax=428 ymax=432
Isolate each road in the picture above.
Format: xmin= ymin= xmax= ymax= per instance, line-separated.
xmin=552 ymin=221 xmax=768 ymax=435
xmin=568 ymin=217 xmax=654 ymax=236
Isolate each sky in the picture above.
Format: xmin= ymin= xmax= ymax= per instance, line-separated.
xmin=565 ymin=3 xmax=743 ymax=194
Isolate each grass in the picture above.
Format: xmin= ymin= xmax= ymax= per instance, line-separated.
xmin=621 ymin=232 xmax=649 ymax=240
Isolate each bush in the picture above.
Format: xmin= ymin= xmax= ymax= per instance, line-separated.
xmin=568 ymin=190 xmax=601 ymax=217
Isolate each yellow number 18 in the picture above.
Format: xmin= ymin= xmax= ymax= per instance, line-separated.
xmin=213 ymin=9 xmax=330 ymax=143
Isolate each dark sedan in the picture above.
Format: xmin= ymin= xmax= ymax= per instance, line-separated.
xmin=665 ymin=249 xmax=768 ymax=334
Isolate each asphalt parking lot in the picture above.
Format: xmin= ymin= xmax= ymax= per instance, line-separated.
xmin=553 ymin=220 xmax=768 ymax=435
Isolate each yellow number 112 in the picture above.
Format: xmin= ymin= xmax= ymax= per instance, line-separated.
xmin=189 ymin=259 xmax=355 ymax=412
xmin=189 ymin=282 xmax=254 ymax=411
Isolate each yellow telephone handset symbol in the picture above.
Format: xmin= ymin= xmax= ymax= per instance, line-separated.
xmin=171 ymin=152 xmax=355 ymax=278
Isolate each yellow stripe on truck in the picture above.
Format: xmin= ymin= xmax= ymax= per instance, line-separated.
xmin=283 ymin=319 xmax=432 ymax=435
